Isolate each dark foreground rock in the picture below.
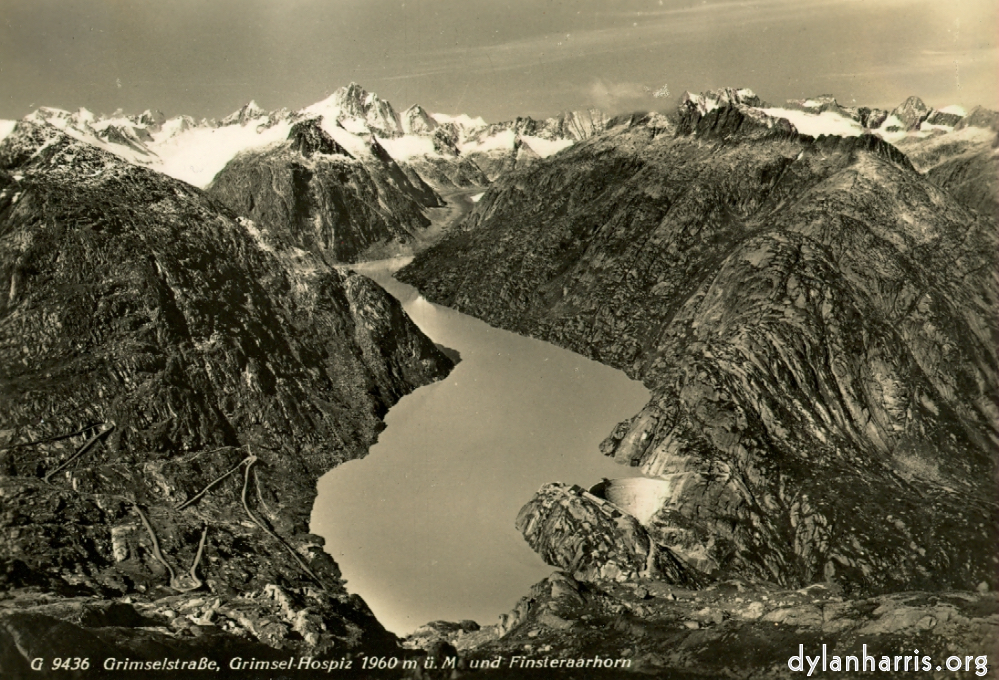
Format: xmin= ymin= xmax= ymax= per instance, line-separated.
xmin=414 ymin=572 xmax=997 ymax=679
xmin=0 ymin=120 xmax=453 ymax=678
xmin=515 ymin=483 xmax=694 ymax=585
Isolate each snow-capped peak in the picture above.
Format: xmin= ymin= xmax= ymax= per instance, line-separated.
xmin=401 ymin=104 xmax=437 ymax=135
xmin=220 ymin=100 xmax=269 ymax=127
xmin=429 ymin=112 xmax=487 ymax=132
xmin=4 ymin=81 xmax=609 ymax=191
xmin=302 ymin=83 xmax=403 ymax=136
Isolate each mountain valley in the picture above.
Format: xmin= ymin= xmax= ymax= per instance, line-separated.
xmin=0 ymin=84 xmax=996 ymax=678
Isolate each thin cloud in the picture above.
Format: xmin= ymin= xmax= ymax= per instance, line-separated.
xmin=822 ymin=46 xmax=998 ymax=80
xmin=587 ymin=79 xmax=653 ymax=111
xmin=355 ymin=0 xmax=953 ymax=85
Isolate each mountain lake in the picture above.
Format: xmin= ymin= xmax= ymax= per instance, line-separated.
xmin=311 ymin=257 xmax=650 ymax=635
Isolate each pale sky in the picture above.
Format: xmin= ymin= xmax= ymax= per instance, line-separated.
xmin=1 ymin=0 xmax=996 ymax=122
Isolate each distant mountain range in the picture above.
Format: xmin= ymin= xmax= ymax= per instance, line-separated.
xmin=0 ymin=83 xmax=609 ymax=190
xmin=4 ymin=84 xmax=993 ymax=194
xmin=1 ymin=83 xmax=994 ymax=263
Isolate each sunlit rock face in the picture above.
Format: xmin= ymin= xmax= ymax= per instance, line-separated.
xmin=401 ymin=94 xmax=999 ymax=595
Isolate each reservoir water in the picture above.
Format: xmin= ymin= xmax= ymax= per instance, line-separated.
xmin=311 ymin=258 xmax=650 ymax=635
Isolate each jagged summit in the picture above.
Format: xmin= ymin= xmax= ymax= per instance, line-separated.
xmin=305 ymin=82 xmax=404 ymax=136
xmin=219 ymin=99 xmax=270 ymax=127
xmin=401 ymin=104 xmax=438 ymax=135
xmin=885 ymin=95 xmax=931 ymax=131
xmin=679 ymin=87 xmax=761 ymax=115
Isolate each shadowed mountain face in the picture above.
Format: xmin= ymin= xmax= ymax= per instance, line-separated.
xmin=398 ymin=105 xmax=999 ymax=595
xmin=0 ymin=120 xmax=453 ymax=665
xmin=206 ymin=119 xmax=443 ymax=264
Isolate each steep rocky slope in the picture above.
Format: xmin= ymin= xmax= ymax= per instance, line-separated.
xmin=399 ymin=96 xmax=999 ymax=597
xmin=206 ymin=118 xmax=444 ymax=263
xmin=895 ymin=117 xmax=999 ymax=218
xmin=0 ymin=120 xmax=453 ymax=676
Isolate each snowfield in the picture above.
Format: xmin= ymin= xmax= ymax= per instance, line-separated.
xmin=761 ymin=107 xmax=864 ymax=137
xmin=154 ymin=121 xmax=292 ymax=188
xmin=376 ymin=135 xmax=437 ymax=160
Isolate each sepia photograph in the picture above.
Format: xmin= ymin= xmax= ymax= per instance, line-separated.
xmin=0 ymin=0 xmax=996 ymax=677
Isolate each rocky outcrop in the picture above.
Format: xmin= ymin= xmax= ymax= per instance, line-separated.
xmin=399 ymin=96 xmax=998 ymax=596
xmin=551 ymin=109 xmax=611 ymax=141
xmin=455 ymin=573 xmax=997 ymax=679
xmin=677 ymin=102 xmax=798 ymax=140
xmin=206 ymin=123 xmax=443 ymax=263
xmin=679 ymin=87 xmax=763 ymax=115
xmin=857 ymin=106 xmax=889 ymax=129
xmin=404 ymin=155 xmax=490 ymax=190
xmin=924 ymin=109 xmax=964 ymax=127
xmin=515 ymin=483 xmax=693 ymax=585
xmin=0 ymin=120 xmax=453 ymax=673
xmin=287 ymin=117 xmax=350 ymax=158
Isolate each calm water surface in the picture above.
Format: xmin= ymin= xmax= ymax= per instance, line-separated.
xmin=311 ymin=258 xmax=649 ymax=635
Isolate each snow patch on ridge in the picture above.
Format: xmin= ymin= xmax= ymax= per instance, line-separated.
xmin=154 ymin=121 xmax=293 ymax=188
xmin=317 ymin=119 xmax=372 ymax=159
xmin=376 ymin=135 xmax=438 ymax=160
xmin=460 ymin=129 xmax=516 ymax=154
xmin=520 ymin=135 xmax=574 ymax=158
xmin=0 ymin=120 xmax=16 ymax=144
xmin=431 ymin=112 xmax=487 ymax=130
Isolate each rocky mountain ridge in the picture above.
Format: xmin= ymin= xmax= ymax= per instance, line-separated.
xmin=204 ymin=117 xmax=445 ymax=263
xmin=0 ymin=119 xmax=454 ymax=676
xmin=0 ymin=85 xmax=622 ymax=265
xmin=399 ymin=88 xmax=999 ymax=600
